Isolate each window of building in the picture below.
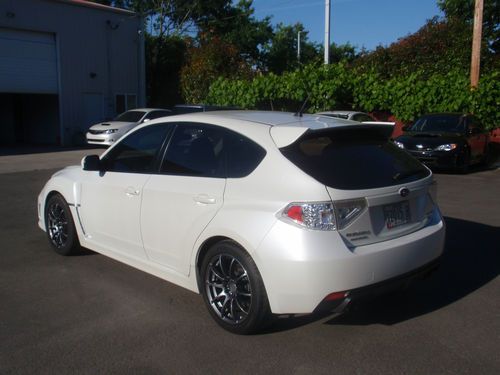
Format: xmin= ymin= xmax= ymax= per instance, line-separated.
xmin=115 ymin=93 xmax=137 ymax=115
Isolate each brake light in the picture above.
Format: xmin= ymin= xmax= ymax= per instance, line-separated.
xmin=281 ymin=199 xmax=367 ymax=231
xmin=282 ymin=202 xmax=336 ymax=231
xmin=324 ymin=291 xmax=348 ymax=301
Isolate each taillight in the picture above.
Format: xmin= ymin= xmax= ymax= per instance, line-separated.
xmin=281 ymin=199 xmax=367 ymax=231
xmin=282 ymin=202 xmax=336 ymax=231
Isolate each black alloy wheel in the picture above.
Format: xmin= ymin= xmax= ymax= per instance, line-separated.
xmin=200 ymin=240 xmax=270 ymax=334
xmin=45 ymin=194 xmax=80 ymax=255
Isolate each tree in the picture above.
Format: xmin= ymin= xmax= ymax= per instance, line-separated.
xmin=146 ymin=34 xmax=187 ymax=108
xmin=438 ymin=0 xmax=499 ymax=53
xmin=263 ymin=23 xmax=321 ymax=74
xmin=182 ymin=0 xmax=272 ymax=67
xmin=180 ymin=36 xmax=253 ymax=103
xmin=355 ymin=17 xmax=476 ymax=78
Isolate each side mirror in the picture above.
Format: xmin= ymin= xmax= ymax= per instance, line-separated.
xmin=468 ymin=127 xmax=480 ymax=135
xmin=142 ymin=118 xmax=150 ymax=123
xmin=82 ymin=155 xmax=101 ymax=171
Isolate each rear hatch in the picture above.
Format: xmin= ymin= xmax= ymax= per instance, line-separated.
xmin=279 ymin=125 xmax=436 ymax=247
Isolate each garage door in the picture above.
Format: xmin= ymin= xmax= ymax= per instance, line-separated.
xmin=0 ymin=28 xmax=58 ymax=94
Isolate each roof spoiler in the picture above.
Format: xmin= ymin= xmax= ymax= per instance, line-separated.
xmin=270 ymin=123 xmax=395 ymax=148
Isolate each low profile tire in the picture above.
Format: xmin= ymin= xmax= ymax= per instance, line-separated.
xmin=200 ymin=240 xmax=270 ymax=334
xmin=45 ymin=194 xmax=80 ymax=255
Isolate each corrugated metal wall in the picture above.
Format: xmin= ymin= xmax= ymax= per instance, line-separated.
xmin=0 ymin=0 xmax=143 ymax=145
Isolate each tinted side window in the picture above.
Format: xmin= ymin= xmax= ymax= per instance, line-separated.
xmin=225 ymin=131 xmax=266 ymax=178
xmin=160 ymin=123 xmax=266 ymax=178
xmin=102 ymin=124 xmax=171 ymax=173
xmin=161 ymin=124 xmax=226 ymax=177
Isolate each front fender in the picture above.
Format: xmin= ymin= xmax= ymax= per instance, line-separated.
xmin=37 ymin=166 xmax=82 ymax=233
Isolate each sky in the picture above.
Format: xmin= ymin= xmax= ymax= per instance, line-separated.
xmin=252 ymin=0 xmax=444 ymax=51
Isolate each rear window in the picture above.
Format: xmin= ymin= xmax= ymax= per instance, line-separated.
xmin=280 ymin=128 xmax=430 ymax=190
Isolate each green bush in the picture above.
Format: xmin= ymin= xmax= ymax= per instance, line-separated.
xmin=206 ymin=64 xmax=499 ymax=130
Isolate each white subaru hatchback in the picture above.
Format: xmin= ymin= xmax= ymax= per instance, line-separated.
xmin=38 ymin=111 xmax=445 ymax=334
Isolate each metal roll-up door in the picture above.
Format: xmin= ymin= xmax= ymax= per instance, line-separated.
xmin=0 ymin=28 xmax=58 ymax=94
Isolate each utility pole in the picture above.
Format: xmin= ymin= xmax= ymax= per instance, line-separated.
xmin=297 ymin=31 xmax=302 ymax=63
xmin=324 ymin=0 xmax=330 ymax=64
xmin=470 ymin=0 xmax=483 ymax=88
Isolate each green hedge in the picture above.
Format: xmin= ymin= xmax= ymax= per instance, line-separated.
xmin=206 ymin=64 xmax=499 ymax=130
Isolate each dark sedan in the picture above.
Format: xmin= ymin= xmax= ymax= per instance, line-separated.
xmin=394 ymin=114 xmax=490 ymax=172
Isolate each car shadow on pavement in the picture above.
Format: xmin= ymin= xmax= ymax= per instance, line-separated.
xmin=262 ymin=216 xmax=499 ymax=333
xmin=326 ymin=216 xmax=499 ymax=327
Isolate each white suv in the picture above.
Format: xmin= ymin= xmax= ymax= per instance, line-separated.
xmin=38 ymin=111 xmax=445 ymax=334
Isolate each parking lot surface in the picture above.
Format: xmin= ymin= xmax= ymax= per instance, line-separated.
xmin=1 ymin=150 xmax=499 ymax=374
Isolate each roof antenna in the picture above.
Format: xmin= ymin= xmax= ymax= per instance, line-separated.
xmin=293 ymin=46 xmax=311 ymax=117
xmin=294 ymin=94 xmax=310 ymax=117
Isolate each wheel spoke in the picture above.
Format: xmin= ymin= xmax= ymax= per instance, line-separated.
xmin=209 ymin=264 xmax=224 ymax=281
xmin=206 ymin=280 xmax=224 ymax=288
xmin=211 ymin=292 xmax=226 ymax=304
xmin=235 ymin=271 xmax=247 ymax=282
xmin=218 ymin=255 xmax=228 ymax=278
xmin=228 ymin=257 xmax=236 ymax=277
xmin=235 ymin=298 xmax=249 ymax=315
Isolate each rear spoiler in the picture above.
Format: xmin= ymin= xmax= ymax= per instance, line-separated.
xmin=271 ymin=124 xmax=395 ymax=148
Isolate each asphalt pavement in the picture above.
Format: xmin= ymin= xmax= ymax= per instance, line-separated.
xmin=0 ymin=149 xmax=499 ymax=374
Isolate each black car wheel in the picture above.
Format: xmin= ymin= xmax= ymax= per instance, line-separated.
xmin=45 ymin=194 xmax=80 ymax=255
xmin=200 ymin=240 xmax=270 ymax=334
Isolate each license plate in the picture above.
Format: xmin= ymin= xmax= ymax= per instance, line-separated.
xmin=383 ymin=201 xmax=411 ymax=229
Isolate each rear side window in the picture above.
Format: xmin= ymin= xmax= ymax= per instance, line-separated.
xmin=280 ymin=128 xmax=430 ymax=190
xmin=160 ymin=123 xmax=266 ymax=178
xmin=225 ymin=131 xmax=267 ymax=178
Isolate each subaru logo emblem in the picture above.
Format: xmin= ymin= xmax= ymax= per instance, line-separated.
xmin=399 ymin=187 xmax=410 ymax=197
xmin=416 ymin=144 xmax=423 ymax=149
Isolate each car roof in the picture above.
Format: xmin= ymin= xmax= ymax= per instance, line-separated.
xmin=176 ymin=110 xmax=357 ymax=129
xmin=316 ymin=110 xmax=364 ymax=116
xmin=138 ymin=110 xmax=394 ymax=148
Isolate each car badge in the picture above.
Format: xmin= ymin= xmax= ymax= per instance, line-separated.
xmin=416 ymin=144 xmax=424 ymax=149
xmin=399 ymin=187 xmax=410 ymax=197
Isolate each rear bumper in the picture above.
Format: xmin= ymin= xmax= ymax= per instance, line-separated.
xmin=255 ymin=208 xmax=445 ymax=314
xmin=315 ymin=256 xmax=441 ymax=313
